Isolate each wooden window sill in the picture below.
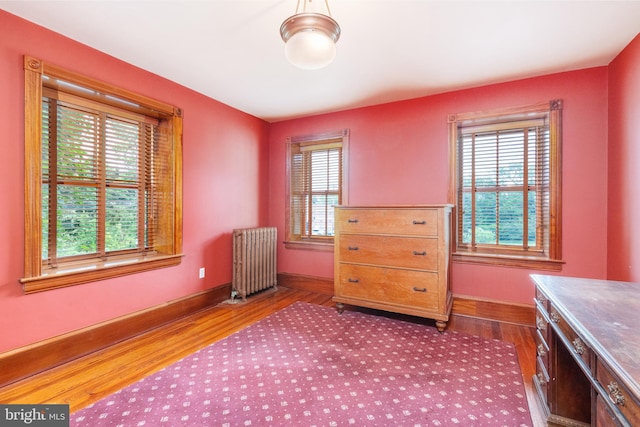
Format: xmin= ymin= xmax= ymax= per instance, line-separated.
xmin=284 ymin=240 xmax=334 ymax=252
xmin=453 ymin=252 xmax=564 ymax=271
xmin=20 ymin=254 xmax=184 ymax=294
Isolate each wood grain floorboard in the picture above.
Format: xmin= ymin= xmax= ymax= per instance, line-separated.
xmin=0 ymin=286 xmax=545 ymax=425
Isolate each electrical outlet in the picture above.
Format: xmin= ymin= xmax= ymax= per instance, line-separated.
xmin=199 ymin=267 xmax=205 ymax=279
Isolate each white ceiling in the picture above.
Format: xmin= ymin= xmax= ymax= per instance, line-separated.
xmin=2 ymin=1 xmax=640 ymax=122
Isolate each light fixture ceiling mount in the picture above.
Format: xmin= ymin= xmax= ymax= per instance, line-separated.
xmin=280 ymin=0 xmax=341 ymax=70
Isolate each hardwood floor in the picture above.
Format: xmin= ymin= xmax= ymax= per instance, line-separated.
xmin=0 ymin=286 xmax=545 ymax=425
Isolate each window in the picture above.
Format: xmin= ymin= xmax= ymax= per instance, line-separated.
xmin=285 ymin=129 xmax=349 ymax=251
xmin=448 ymin=100 xmax=563 ymax=270
xmin=21 ymin=56 xmax=183 ymax=293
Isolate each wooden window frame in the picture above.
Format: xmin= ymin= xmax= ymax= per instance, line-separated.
xmin=448 ymin=100 xmax=563 ymax=271
xmin=285 ymin=129 xmax=349 ymax=252
xmin=21 ymin=56 xmax=183 ymax=293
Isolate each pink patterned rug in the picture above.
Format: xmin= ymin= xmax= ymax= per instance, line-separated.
xmin=72 ymin=302 xmax=532 ymax=426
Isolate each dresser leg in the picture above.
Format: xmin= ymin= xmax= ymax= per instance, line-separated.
xmin=336 ymin=302 xmax=345 ymax=314
xmin=435 ymin=320 xmax=447 ymax=333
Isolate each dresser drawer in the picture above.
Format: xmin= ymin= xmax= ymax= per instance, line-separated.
xmin=549 ymin=305 xmax=592 ymax=373
xmin=336 ymin=208 xmax=438 ymax=236
xmin=339 ymin=235 xmax=438 ymax=270
xmin=596 ymin=359 xmax=640 ymax=426
xmin=336 ymin=263 xmax=439 ymax=309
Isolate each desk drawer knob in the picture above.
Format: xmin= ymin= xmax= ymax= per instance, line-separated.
xmin=537 ymin=344 xmax=546 ymax=357
xmin=572 ymin=337 xmax=585 ymax=355
xmin=536 ymin=316 xmax=547 ymax=331
xmin=412 ymin=220 xmax=427 ymax=225
xmin=348 ymin=278 xmax=360 ymax=283
xmin=347 ymin=219 xmax=359 ymax=223
xmin=607 ymin=382 xmax=626 ymax=407
xmin=348 ymin=246 xmax=359 ymax=251
xmin=413 ymin=251 xmax=427 ymax=256
xmin=413 ymin=287 xmax=427 ymax=293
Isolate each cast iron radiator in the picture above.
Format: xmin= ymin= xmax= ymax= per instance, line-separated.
xmin=232 ymin=227 xmax=277 ymax=300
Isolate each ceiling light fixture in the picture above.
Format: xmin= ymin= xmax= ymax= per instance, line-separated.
xmin=280 ymin=0 xmax=341 ymax=70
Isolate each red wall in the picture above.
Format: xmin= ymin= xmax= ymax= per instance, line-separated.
xmin=2 ymin=8 xmax=630 ymax=355
xmin=270 ymin=68 xmax=609 ymax=305
xmin=0 ymin=11 xmax=270 ymax=353
xmin=608 ymin=34 xmax=640 ymax=281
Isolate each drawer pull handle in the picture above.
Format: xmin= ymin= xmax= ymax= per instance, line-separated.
xmin=412 ymin=220 xmax=426 ymax=225
xmin=413 ymin=251 xmax=427 ymax=256
xmin=348 ymin=246 xmax=359 ymax=251
xmin=550 ymin=311 xmax=560 ymax=323
xmin=572 ymin=337 xmax=585 ymax=355
xmin=537 ymin=344 xmax=546 ymax=357
xmin=536 ymin=372 xmax=547 ymax=386
xmin=413 ymin=287 xmax=427 ymax=293
xmin=607 ymin=382 xmax=626 ymax=406
xmin=348 ymin=278 xmax=360 ymax=283
xmin=536 ymin=316 xmax=547 ymax=331
xmin=348 ymin=219 xmax=359 ymax=223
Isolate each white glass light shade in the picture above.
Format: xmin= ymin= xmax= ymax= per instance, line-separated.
xmin=280 ymin=12 xmax=341 ymax=70
xmin=285 ymin=29 xmax=336 ymax=70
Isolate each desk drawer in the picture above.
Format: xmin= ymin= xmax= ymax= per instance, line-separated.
xmin=596 ymin=360 xmax=640 ymax=426
xmin=535 ymin=287 xmax=549 ymax=313
xmin=336 ymin=263 xmax=439 ymax=310
xmin=336 ymin=208 xmax=438 ymax=236
xmin=536 ymin=310 xmax=549 ymax=337
xmin=536 ymin=328 xmax=550 ymax=370
xmin=339 ymin=235 xmax=438 ymax=270
xmin=549 ymin=305 xmax=592 ymax=373
xmin=535 ymin=355 xmax=550 ymax=405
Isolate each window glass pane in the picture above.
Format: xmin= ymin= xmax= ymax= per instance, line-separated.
xmin=105 ymin=117 xmax=139 ymax=184
xmin=528 ymin=191 xmax=537 ymax=247
xmin=106 ymin=188 xmax=138 ymax=252
xmin=42 ymin=100 xmax=50 ymax=260
xmin=498 ymin=130 xmax=524 ymax=187
xmin=311 ymin=150 xmax=329 ymax=191
xmin=57 ymin=105 xmax=99 ymax=182
xmin=461 ymin=191 xmax=472 ymax=244
xmin=474 ymin=133 xmax=497 ymax=188
xmin=310 ymin=193 xmax=339 ymax=237
xmin=461 ymin=135 xmax=473 ymax=188
xmin=498 ymin=191 xmax=523 ymax=246
xmin=475 ymin=191 xmax=496 ymax=244
xmin=326 ymin=149 xmax=340 ymax=191
xmin=42 ymin=184 xmax=49 ymax=260
xmin=311 ymin=194 xmax=328 ymax=236
xmin=57 ymin=185 xmax=97 ymax=257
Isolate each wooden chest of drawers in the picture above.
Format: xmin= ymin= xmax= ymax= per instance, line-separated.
xmin=532 ymin=274 xmax=640 ymax=427
xmin=333 ymin=205 xmax=453 ymax=332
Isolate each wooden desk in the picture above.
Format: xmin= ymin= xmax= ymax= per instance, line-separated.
xmin=532 ymin=274 xmax=640 ymax=426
